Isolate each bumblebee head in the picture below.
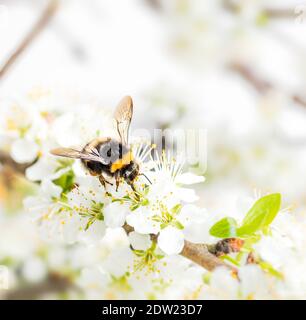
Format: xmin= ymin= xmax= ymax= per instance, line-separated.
xmin=122 ymin=161 xmax=139 ymax=184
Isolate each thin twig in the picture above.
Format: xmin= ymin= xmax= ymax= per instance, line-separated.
xmin=222 ymin=0 xmax=294 ymax=19
xmin=0 ymin=0 xmax=59 ymax=80
xmin=144 ymin=0 xmax=162 ymax=11
xmin=229 ymin=62 xmax=306 ymax=108
xmin=229 ymin=62 xmax=272 ymax=94
xmin=0 ymin=150 xmax=34 ymax=175
xmin=3 ymin=272 xmax=78 ymax=300
xmin=263 ymin=8 xmax=294 ymax=19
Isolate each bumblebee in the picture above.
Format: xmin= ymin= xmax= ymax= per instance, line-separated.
xmin=50 ymin=96 xmax=140 ymax=191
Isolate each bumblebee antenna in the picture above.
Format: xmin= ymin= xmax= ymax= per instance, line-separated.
xmin=140 ymin=173 xmax=152 ymax=185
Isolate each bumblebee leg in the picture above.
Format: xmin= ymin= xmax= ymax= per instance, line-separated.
xmin=98 ymin=175 xmax=106 ymax=188
xmin=99 ymin=175 xmax=113 ymax=188
xmin=130 ymin=183 xmax=137 ymax=193
xmin=129 ymin=182 xmax=140 ymax=200
xmin=115 ymin=173 xmax=120 ymax=192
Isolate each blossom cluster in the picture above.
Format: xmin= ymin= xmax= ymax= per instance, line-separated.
xmin=1 ymin=90 xmax=306 ymax=299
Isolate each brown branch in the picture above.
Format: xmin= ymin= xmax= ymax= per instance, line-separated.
xmin=0 ymin=0 xmax=59 ymax=80
xmin=0 ymin=150 xmax=34 ymax=175
xmin=3 ymin=272 xmax=78 ymax=300
xmin=293 ymin=95 xmax=306 ymax=108
xmin=181 ymin=241 xmax=229 ymax=271
xmin=263 ymin=8 xmax=294 ymax=19
xmin=229 ymin=62 xmax=272 ymax=94
xmin=229 ymin=62 xmax=306 ymax=108
xmin=123 ymin=224 xmax=237 ymax=272
xmin=146 ymin=0 xmax=295 ymax=19
xmin=222 ymin=0 xmax=294 ymax=19
xmin=144 ymin=0 xmax=162 ymax=11
xmin=222 ymin=0 xmax=241 ymax=13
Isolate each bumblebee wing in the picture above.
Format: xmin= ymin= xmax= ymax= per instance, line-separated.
xmin=50 ymin=148 xmax=105 ymax=163
xmin=114 ymin=95 xmax=133 ymax=146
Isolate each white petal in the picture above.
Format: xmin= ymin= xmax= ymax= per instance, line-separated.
xmin=177 ymin=187 xmax=199 ymax=202
xmin=178 ymin=204 xmax=208 ymax=226
xmin=41 ymin=179 xmax=62 ymax=199
xmin=23 ymin=196 xmax=50 ymax=220
xmin=126 ymin=211 xmax=160 ymax=234
xmin=81 ymin=220 xmax=106 ymax=244
xmin=77 ymin=267 xmax=109 ymax=290
xmin=158 ymin=226 xmax=184 ymax=255
xmin=239 ymin=265 xmax=267 ymax=298
xmin=104 ymin=202 xmax=128 ymax=228
xmin=102 ymin=228 xmax=130 ymax=248
xmin=175 ymin=172 xmax=205 ymax=185
xmin=102 ymin=247 xmax=134 ymax=277
xmin=47 ymin=248 xmax=66 ymax=269
xmin=53 ymin=214 xmax=82 ymax=244
xmin=128 ymin=231 xmax=151 ymax=250
xmin=25 ymin=157 xmax=57 ymax=181
xmin=52 ymin=113 xmax=77 ymax=147
xmin=21 ymin=257 xmax=47 ymax=283
xmin=210 ymin=267 xmax=239 ymax=298
xmin=72 ymin=160 xmax=87 ymax=177
xmin=11 ymin=138 xmax=38 ymax=163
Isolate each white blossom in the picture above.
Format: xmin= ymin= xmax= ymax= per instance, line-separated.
xmin=104 ymin=202 xmax=129 ymax=228
xmin=128 ymin=232 xmax=152 ymax=251
xmin=158 ymin=226 xmax=185 ymax=255
xmin=11 ymin=138 xmax=38 ymax=163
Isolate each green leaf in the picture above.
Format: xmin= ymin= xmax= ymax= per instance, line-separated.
xmin=237 ymin=193 xmax=281 ymax=237
xmin=53 ymin=170 xmax=75 ymax=194
xmin=209 ymin=217 xmax=237 ymax=238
